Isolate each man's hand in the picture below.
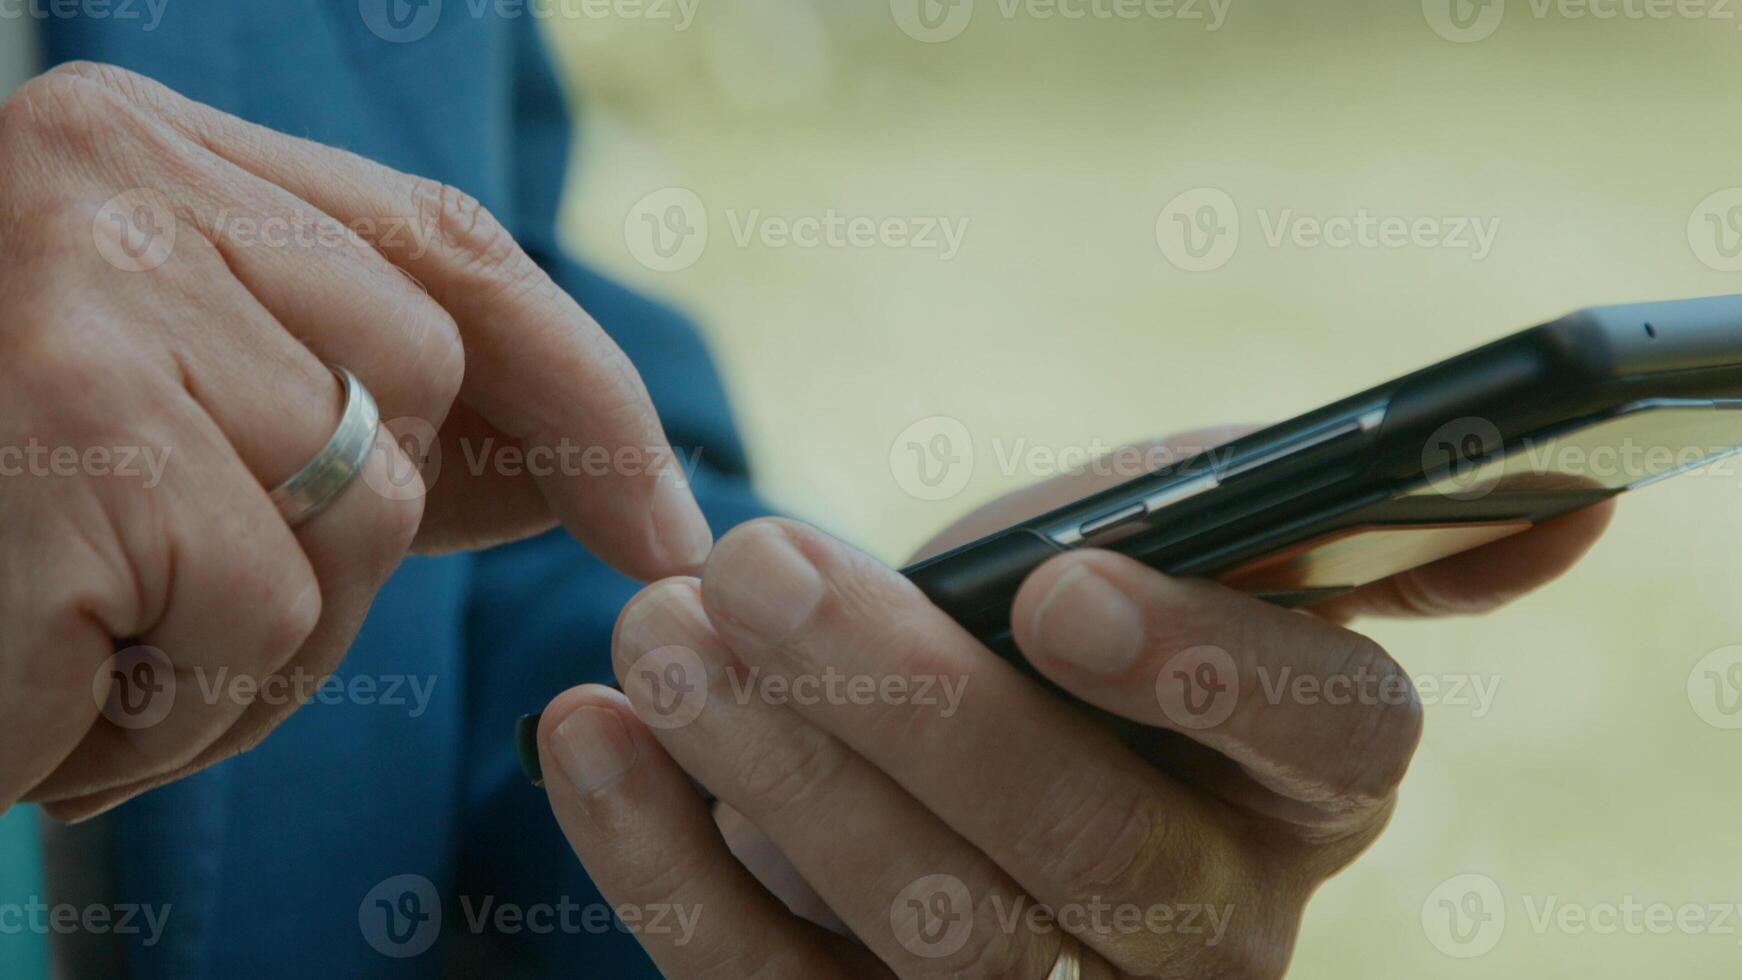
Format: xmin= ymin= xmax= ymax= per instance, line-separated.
xmin=0 ymin=63 xmax=713 ymax=819
xmin=533 ymin=432 xmax=1610 ymax=978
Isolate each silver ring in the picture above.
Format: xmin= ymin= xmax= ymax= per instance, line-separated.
xmin=269 ymin=366 xmax=379 ymax=528
xmin=1046 ymin=934 xmax=1082 ymax=980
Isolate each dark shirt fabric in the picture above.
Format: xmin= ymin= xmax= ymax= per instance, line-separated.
xmin=37 ymin=4 xmax=763 ymax=977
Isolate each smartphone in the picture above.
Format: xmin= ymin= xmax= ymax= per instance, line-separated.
xmin=902 ymin=295 xmax=1742 ymax=650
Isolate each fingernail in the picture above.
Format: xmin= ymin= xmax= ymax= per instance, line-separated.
xmin=551 ymin=706 xmax=640 ymax=797
xmin=1029 ymin=564 xmax=1146 ymax=674
xmin=707 ymin=524 xmax=824 ymax=639
xmin=652 ymin=468 xmax=714 ymax=572
xmin=515 ymin=711 xmax=544 ymax=786
xmin=618 ymin=580 xmax=711 ymax=655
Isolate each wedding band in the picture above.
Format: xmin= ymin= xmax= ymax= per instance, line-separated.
xmin=1046 ymin=934 xmax=1083 ymax=980
xmin=269 ymin=366 xmax=379 ymax=527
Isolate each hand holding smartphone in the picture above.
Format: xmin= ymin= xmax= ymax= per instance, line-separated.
xmin=905 ymin=295 xmax=1742 ymax=649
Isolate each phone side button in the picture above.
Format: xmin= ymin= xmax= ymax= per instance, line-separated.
xmin=1078 ymin=502 xmax=1148 ymax=540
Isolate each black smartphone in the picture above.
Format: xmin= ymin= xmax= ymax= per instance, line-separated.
xmin=903 ymin=295 xmax=1742 ymax=651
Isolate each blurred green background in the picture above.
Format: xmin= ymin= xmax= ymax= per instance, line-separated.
xmin=543 ymin=1 xmax=1742 ymax=975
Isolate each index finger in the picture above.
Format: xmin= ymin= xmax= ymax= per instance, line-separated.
xmin=60 ymin=62 xmax=712 ymax=579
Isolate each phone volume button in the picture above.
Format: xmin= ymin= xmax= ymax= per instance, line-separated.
xmin=1140 ymin=471 xmax=1220 ymax=512
xmin=1077 ymin=502 xmax=1148 ymax=539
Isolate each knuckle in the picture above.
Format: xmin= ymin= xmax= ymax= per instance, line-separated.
xmin=826 ymin=548 xmax=924 ymax=633
xmin=46 ymin=61 xmax=144 ymax=97
xmin=1032 ymin=790 xmax=1174 ymax=908
xmin=45 ymin=62 xmax=157 ymax=108
xmin=6 ymin=65 xmax=141 ymax=151
xmin=412 ymin=179 xmax=542 ymax=296
xmin=591 ymin=828 xmax=694 ymax=899
xmin=688 ymin=939 xmax=814 ymax=980
xmin=1168 ymin=939 xmax=1289 ymax=980
xmin=0 ymin=320 xmax=158 ymax=433
xmin=732 ymin=726 xmax=848 ymax=826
